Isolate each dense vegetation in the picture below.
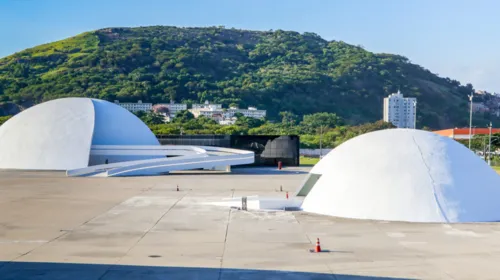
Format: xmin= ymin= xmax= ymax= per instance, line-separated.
xmin=0 ymin=110 xmax=393 ymax=148
xmin=136 ymin=110 xmax=394 ymax=148
xmin=0 ymin=26 xmax=488 ymax=128
xmin=0 ymin=116 xmax=11 ymax=126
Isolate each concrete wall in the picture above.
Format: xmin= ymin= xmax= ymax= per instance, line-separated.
xmin=300 ymin=149 xmax=333 ymax=157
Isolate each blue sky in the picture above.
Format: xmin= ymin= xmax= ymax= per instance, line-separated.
xmin=1 ymin=0 xmax=498 ymax=92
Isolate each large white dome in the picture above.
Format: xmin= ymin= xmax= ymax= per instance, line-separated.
xmin=300 ymin=129 xmax=500 ymax=223
xmin=0 ymin=98 xmax=159 ymax=170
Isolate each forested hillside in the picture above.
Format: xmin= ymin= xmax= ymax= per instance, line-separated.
xmin=0 ymin=26 xmax=483 ymax=128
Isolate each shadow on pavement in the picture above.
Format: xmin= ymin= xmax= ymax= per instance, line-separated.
xmin=166 ymin=169 xmax=308 ymax=176
xmin=230 ymin=167 xmax=308 ymax=175
xmin=0 ymin=261 xmax=413 ymax=280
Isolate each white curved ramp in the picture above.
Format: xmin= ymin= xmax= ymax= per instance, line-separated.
xmin=67 ymin=145 xmax=254 ymax=177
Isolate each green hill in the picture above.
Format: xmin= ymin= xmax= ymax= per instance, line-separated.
xmin=0 ymin=26 xmax=483 ymax=128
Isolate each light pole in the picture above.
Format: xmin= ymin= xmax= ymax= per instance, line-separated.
xmin=483 ymin=135 xmax=487 ymax=160
xmin=319 ymin=126 xmax=324 ymax=158
xmin=489 ymin=122 xmax=493 ymax=165
xmin=468 ymin=93 xmax=474 ymax=149
xmin=473 ymin=134 xmax=499 ymax=164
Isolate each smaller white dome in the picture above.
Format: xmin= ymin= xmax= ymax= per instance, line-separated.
xmin=300 ymin=129 xmax=500 ymax=223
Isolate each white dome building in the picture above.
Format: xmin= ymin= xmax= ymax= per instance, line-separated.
xmin=0 ymin=98 xmax=159 ymax=170
xmin=299 ymin=129 xmax=500 ymax=223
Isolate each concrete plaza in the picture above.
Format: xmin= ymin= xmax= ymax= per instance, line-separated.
xmin=0 ymin=167 xmax=499 ymax=279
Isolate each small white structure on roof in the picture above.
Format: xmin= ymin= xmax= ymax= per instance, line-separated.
xmin=0 ymin=98 xmax=254 ymax=176
xmin=299 ymin=129 xmax=500 ymax=223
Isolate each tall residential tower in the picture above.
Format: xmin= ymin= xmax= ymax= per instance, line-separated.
xmin=383 ymin=90 xmax=417 ymax=129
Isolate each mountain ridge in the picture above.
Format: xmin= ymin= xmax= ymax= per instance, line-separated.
xmin=0 ymin=25 xmax=487 ymax=128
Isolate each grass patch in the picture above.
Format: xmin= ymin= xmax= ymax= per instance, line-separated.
xmin=492 ymin=166 xmax=500 ymax=174
xmin=4 ymin=32 xmax=99 ymax=61
xmin=41 ymin=67 xmax=68 ymax=80
xmin=298 ymin=158 xmax=500 ymax=173
xmin=300 ymin=156 xmax=320 ymax=166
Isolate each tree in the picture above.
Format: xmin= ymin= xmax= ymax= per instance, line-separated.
xmin=301 ymin=112 xmax=343 ymax=132
xmin=133 ymin=111 xmax=146 ymax=119
xmin=164 ymin=87 xmax=177 ymax=102
xmin=215 ymin=125 xmax=247 ymax=135
xmin=234 ymin=114 xmax=264 ymax=128
xmin=173 ymin=110 xmax=195 ymax=123
xmin=139 ymin=111 xmax=165 ymax=125
xmin=149 ymin=124 xmax=181 ymax=135
xmin=491 ymin=133 xmax=500 ymax=151
xmin=279 ymin=111 xmax=298 ymax=127
xmin=195 ymin=115 xmax=217 ymax=125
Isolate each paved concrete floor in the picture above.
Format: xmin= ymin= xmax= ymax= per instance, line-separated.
xmin=0 ymin=167 xmax=499 ymax=279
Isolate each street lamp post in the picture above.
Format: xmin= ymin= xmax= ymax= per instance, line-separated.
xmin=319 ymin=126 xmax=324 ymax=158
xmin=468 ymin=93 xmax=474 ymax=149
xmin=483 ymin=136 xmax=487 ymax=160
xmin=489 ymin=122 xmax=493 ymax=165
xmin=471 ymin=134 xmax=500 ymax=164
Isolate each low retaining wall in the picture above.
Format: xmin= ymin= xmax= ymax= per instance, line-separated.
xmin=300 ymin=148 xmax=333 ymax=157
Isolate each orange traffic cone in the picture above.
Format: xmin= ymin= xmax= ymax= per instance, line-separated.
xmin=314 ymin=238 xmax=321 ymax=252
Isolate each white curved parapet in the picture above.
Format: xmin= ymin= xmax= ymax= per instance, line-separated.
xmin=206 ymin=196 xmax=303 ymax=211
xmin=66 ymin=145 xmax=254 ymax=177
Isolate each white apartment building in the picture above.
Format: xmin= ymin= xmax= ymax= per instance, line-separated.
xmin=189 ymin=106 xmax=266 ymax=125
xmin=189 ymin=107 xmax=224 ymax=118
xmin=112 ymin=100 xmax=266 ymax=124
xmin=192 ymin=101 xmax=222 ymax=110
xmin=383 ymin=90 xmax=417 ymax=129
xmin=189 ymin=101 xmax=266 ymax=125
xmin=226 ymin=106 xmax=267 ymax=119
xmin=114 ymin=100 xmax=152 ymax=112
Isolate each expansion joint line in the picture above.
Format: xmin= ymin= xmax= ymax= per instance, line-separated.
xmin=1 ymin=185 xmax=157 ymax=270
xmin=98 ymin=188 xmax=188 ymax=280
xmin=126 ymin=192 xmax=188 ymax=253
xmin=218 ymin=189 xmax=234 ymax=280
xmin=412 ymin=136 xmax=450 ymax=223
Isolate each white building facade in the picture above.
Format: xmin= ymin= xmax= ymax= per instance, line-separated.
xmin=192 ymin=101 xmax=222 ymax=110
xmin=226 ymin=107 xmax=266 ymax=119
xmin=189 ymin=107 xmax=224 ymax=118
xmin=114 ymin=99 xmax=266 ymax=124
xmin=115 ymin=100 xmax=187 ymax=120
xmin=114 ymin=100 xmax=152 ymax=112
xmin=189 ymin=101 xmax=266 ymax=125
xmin=383 ymin=91 xmax=417 ymax=129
